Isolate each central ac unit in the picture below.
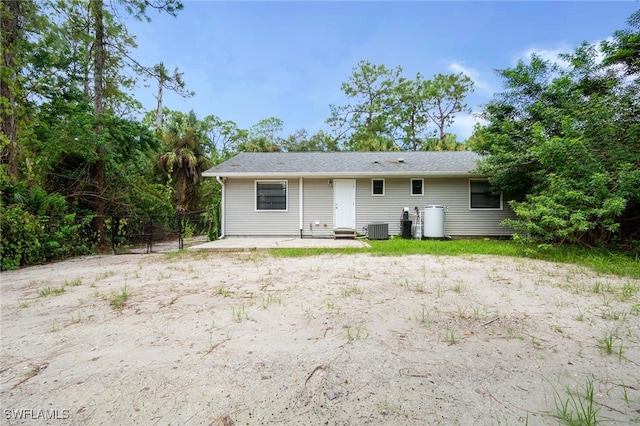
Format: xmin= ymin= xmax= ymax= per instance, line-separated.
xmin=368 ymin=223 xmax=388 ymax=240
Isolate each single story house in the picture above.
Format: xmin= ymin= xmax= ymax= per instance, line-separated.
xmin=202 ymin=151 xmax=516 ymax=239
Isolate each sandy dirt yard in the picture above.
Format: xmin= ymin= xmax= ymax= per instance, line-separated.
xmin=1 ymin=251 xmax=639 ymax=425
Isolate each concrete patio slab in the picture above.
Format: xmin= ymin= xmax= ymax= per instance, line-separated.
xmin=187 ymin=236 xmax=370 ymax=252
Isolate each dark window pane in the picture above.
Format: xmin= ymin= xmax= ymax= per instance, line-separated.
xmin=470 ymin=181 xmax=501 ymax=208
xmin=373 ymin=180 xmax=384 ymax=195
xmin=257 ymin=182 xmax=287 ymax=210
xmin=412 ymin=179 xmax=423 ymax=195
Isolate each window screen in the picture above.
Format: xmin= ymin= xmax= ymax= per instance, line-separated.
xmin=470 ymin=180 xmax=501 ymax=209
xmin=372 ymin=179 xmax=384 ymax=195
xmin=256 ymin=181 xmax=287 ymax=210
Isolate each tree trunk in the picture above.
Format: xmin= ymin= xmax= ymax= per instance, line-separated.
xmin=0 ymin=0 xmax=21 ymax=180
xmin=155 ymin=79 xmax=163 ymax=134
xmin=91 ymin=0 xmax=105 ymax=239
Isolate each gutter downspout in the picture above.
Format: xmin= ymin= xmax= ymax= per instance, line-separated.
xmin=299 ymin=177 xmax=303 ymax=238
xmin=216 ymin=176 xmax=225 ymax=239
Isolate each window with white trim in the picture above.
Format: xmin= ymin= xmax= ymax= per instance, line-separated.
xmin=411 ymin=178 xmax=424 ymax=196
xmin=256 ymin=180 xmax=287 ymax=211
xmin=372 ymin=179 xmax=385 ymax=196
xmin=469 ymin=179 xmax=502 ymax=209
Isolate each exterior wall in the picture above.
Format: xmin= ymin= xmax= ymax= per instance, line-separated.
xmin=301 ymin=179 xmax=334 ymax=238
xmin=354 ymin=177 xmax=516 ymax=237
xmin=222 ymin=176 xmax=516 ymax=238
xmin=224 ymin=178 xmax=300 ymax=236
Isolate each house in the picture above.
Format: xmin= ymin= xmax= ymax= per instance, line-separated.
xmin=202 ymin=151 xmax=516 ymax=239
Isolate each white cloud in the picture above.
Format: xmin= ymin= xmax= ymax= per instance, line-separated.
xmin=516 ymin=44 xmax=571 ymax=66
xmin=451 ymin=111 xmax=487 ymax=141
xmin=446 ymin=62 xmax=496 ymax=96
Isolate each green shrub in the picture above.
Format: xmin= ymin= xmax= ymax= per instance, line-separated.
xmin=1 ymin=204 xmax=46 ymax=270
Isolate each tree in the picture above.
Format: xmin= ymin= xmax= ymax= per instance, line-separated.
xmin=392 ymin=74 xmax=431 ymax=151
xmin=86 ymin=0 xmax=183 ymax=236
xmin=328 ymin=61 xmax=474 ymax=151
xmin=421 ymin=134 xmax=466 ymax=151
xmin=282 ymin=129 xmax=339 ymax=152
xmin=157 ymin=111 xmax=212 ymax=211
xmin=422 ymin=73 xmax=474 ymax=143
xmin=0 ymin=0 xmax=40 ymax=180
xmin=327 ymin=60 xmax=403 ymax=151
xmin=469 ymin=18 xmax=640 ymax=247
xmin=200 ymin=114 xmax=247 ymax=159
xmin=235 ymin=117 xmax=283 ymax=152
xmin=150 ymin=62 xmax=194 ymax=134
xmin=601 ymin=10 xmax=640 ymax=76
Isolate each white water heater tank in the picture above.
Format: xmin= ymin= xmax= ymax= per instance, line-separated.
xmin=424 ymin=205 xmax=446 ymax=238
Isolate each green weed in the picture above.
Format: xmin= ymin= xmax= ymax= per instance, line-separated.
xmin=551 ymin=379 xmax=599 ymax=425
xmin=345 ymin=324 xmax=369 ymax=343
xmin=38 ymin=285 xmax=65 ymax=297
xmin=109 ymin=286 xmax=131 ymax=309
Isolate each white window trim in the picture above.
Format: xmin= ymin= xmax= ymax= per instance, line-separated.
xmin=255 ymin=179 xmax=289 ymax=212
xmin=371 ymin=178 xmax=385 ymax=196
xmin=469 ymin=178 xmax=503 ymax=210
xmin=411 ymin=178 xmax=424 ymax=196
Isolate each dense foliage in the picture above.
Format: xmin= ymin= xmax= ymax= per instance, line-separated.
xmin=469 ymin=11 xmax=640 ymax=250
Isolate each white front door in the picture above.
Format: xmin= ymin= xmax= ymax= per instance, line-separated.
xmin=334 ymin=179 xmax=356 ymax=229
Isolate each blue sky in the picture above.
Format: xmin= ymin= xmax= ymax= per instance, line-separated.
xmin=128 ymin=1 xmax=638 ymax=141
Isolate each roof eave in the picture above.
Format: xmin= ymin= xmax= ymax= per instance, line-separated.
xmin=203 ymin=171 xmax=485 ymax=178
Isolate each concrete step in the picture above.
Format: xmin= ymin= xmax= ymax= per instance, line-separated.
xmin=334 ymin=229 xmax=357 ymax=239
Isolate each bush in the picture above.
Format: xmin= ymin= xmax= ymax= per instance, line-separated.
xmin=0 ymin=192 xmax=95 ymax=270
xmin=1 ymin=204 xmax=46 ymax=270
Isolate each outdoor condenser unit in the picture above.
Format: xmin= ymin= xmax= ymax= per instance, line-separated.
xmin=368 ymin=223 xmax=389 ymax=240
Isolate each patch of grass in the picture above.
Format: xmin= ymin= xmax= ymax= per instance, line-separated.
xmin=217 ymin=286 xmax=230 ymax=297
xmin=412 ymin=305 xmax=430 ymax=324
xmin=602 ymin=308 xmax=626 ymax=321
xmin=470 ymin=304 xmax=484 ymax=320
xmin=621 ymin=281 xmax=639 ymax=302
xmin=599 ymin=332 xmax=617 ymax=355
xmin=341 ymin=284 xmax=363 ymax=298
xmin=165 ymin=249 xmax=188 ymax=260
xmin=203 ymin=331 xmax=232 ymax=355
xmin=262 ymin=292 xmax=282 ymax=309
xmin=345 ymin=324 xmax=369 ymax=343
xmin=95 ymin=270 xmax=116 ymax=281
xmin=109 ymin=286 xmax=131 ymax=309
xmin=38 ymin=285 xmax=65 ymax=297
xmin=232 ymin=304 xmax=248 ymax=322
xmin=271 ymin=239 xmax=640 ymax=278
xmin=445 ymin=328 xmax=457 ymax=345
xmin=65 ymin=277 xmax=83 ymax=287
xmin=551 ymin=379 xmax=600 ymax=425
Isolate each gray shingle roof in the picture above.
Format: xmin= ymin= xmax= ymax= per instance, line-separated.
xmin=203 ymin=151 xmax=485 ymax=177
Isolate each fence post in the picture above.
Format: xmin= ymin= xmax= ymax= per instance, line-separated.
xmin=178 ymin=211 xmax=184 ymax=250
xmin=147 ymin=216 xmax=153 ymax=254
xmin=111 ymin=217 xmax=118 ymax=254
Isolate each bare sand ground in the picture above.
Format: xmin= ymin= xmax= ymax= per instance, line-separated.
xmin=1 ymin=251 xmax=639 ymax=425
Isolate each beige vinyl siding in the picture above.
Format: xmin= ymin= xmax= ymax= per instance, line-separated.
xmin=426 ymin=178 xmax=516 ymax=236
xmin=224 ymin=178 xmax=300 ymax=236
xmin=222 ymin=176 xmax=515 ymax=238
xmin=355 ymin=178 xmax=407 ymax=235
xmin=355 ymin=177 xmax=516 ymax=237
xmin=301 ymin=179 xmax=334 ymax=238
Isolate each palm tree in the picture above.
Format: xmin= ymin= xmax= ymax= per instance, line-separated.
xmin=157 ymin=111 xmax=211 ymax=211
